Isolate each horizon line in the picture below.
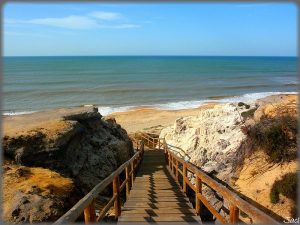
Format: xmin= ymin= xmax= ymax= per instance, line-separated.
xmin=3 ymin=55 xmax=298 ymax=57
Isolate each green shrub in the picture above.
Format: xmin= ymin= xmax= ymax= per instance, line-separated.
xmin=270 ymin=172 xmax=297 ymax=204
xmin=247 ymin=116 xmax=297 ymax=163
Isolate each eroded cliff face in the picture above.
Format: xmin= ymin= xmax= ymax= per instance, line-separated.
xmin=159 ymin=94 xmax=298 ymax=220
xmin=2 ymin=108 xmax=134 ymax=223
xmin=160 ymin=103 xmax=253 ymax=182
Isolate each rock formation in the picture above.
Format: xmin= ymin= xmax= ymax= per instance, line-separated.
xmin=159 ymin=94 xmax=298 ymax=220
xmin=2 ymin=107 xmax=134 ymax=223
xmin=160 ymin=102 xmax=253 ymax=182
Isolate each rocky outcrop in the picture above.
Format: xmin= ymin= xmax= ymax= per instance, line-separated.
xmin=159 ymin=94 xmax=298 ymax=220
xmin=3 ymin=107 xmax=134 ymax=223
xmin=3 ymin=165 xmax=77 ymax=224
xmin=160 ymin=103 xmax=255 ymax=182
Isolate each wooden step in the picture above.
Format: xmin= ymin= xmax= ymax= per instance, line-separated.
xmin=121 ymin=208 xmax=195 ymax=214
xmin=118 ymin=149 xmax=200 ymax=223
xmin=125 ymin=198 xmax=189 ymax=203
xmin=124 ymin=202 xmax=193 ymax=208
xmin=118 ymin=215 xmax=201 ymax=222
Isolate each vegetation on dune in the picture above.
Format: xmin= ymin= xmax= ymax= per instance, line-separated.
xmin=247 ymin=116 xmax=297 ymax=163
xmin=241 ymin=108 xmax=258 ymax=120
xmin=270 ymin=172 xmax=297 ymax=205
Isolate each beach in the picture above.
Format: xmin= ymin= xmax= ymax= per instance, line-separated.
xmin=3 ymin=93 xmax=297 ymax=137
xmin=105 ymin=103 xmax=219 ymax=134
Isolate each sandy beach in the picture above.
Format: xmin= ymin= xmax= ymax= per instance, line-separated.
xmin=105 ymin=103 xmax=219 ymax=134
xmin=3 ymin=103 xmax=218 ymax=137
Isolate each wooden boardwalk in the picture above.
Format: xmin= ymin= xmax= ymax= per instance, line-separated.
xmin=118 ymin=149 xmax=201 ymax=224
xmin=55 ymin=134 xmax=278 ymax=224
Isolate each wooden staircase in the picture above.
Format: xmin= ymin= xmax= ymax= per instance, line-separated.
xmin=118 ymin=149 xmax=201 ymax=223
xmin=55 ymin=132 xmax=279 ymax=224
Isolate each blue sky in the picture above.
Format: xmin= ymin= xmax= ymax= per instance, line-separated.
xmin=3 ymin=3 xmax=298 ymax=56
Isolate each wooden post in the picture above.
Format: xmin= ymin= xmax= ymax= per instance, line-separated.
xmin=175 ymin=160 xmax=179 ymax=182
xmin=131 ymin=161 xmax=134 ymax=187
xmin=195 ymin=174 xmax=202 ymax=215
xmin=83 ymin=199 xmax=96 ymax=224
xmin=125 ymin=166 xmax=130 ymax=199
xmin=113 ymin=176 xmax=121 ymax=219
xmin=168 ymin=152 xmax=171 ymax=168
xmin=183 ymin=163 xmax=187 ymax=193
xmin=172 ymin=157 xmax=175 ymax=175
xmin=158 ymin=139 xmax=161 ymax=149
xmin=229 ymin=204 xmax=239 ymax=223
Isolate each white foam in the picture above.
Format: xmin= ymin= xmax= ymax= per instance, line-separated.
xmin=98 ymin=106 xmax=136 ymax=116
xmin=3 ymin=111 xmax=36 ymax=116
xmin=98 ymin=92 xmax=298 ymax=116
xmin=4 ymin=92 xmax=297 ymax=117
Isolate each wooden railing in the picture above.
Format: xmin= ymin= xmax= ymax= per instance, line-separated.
xmin=54 ymin=141 xmax=144 ymax=224
xmin=139 ymin=132 xmax=279 ymax=224
xmin=135 ymin=132 xmax=159 ymax=149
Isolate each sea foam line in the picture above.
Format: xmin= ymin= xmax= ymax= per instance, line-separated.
xmin=3 ymin=91 xmax=297 ymax=116
xmin=98 ymin=91 xmax=298 ymax=116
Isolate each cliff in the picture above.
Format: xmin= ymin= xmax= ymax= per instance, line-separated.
xmin=159 ymin=94 xmax=297 ymax=220
xmin=2 ymin=107 xmax=134 ymax=223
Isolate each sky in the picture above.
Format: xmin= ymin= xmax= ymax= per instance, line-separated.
xmin=3 ymin=2 xmax=298 ymax=56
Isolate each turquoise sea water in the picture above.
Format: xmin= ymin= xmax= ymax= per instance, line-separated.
xmin=3 ymin=56 xmax=298 ymax=115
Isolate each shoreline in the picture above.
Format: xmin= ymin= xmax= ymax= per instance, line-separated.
xmin=3 ymin=91 xmax=298 ymax=117
xmin=3 ymin=93 xmax=297 ymax=136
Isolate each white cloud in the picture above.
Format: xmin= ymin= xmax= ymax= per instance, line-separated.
xmin=89 ymin=11 xmax=121 ymax=21
xmin=28 ymin=16 xmax=98 ymax=29
xmin=4 ymin=11 xmax=142 ymax=30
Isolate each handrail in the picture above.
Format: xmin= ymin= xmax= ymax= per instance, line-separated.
xmin=134 ymin=132 xmax=158 ymax=149
xmin=138 ymin=132 xmax=190 ymax=160
xmin=54 ymin=141 xmax=144 ymax=224
xmin=140 ymin=132 xmax=279 ymax=224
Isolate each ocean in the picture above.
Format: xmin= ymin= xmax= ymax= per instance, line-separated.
xmin=3 ymin=56 xmax=298 ymax=116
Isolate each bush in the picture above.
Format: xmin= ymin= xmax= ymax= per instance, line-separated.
xmin=247 ymin=116 xmax=297 ymax=163
xmin=241 ymin=108 xmax=257 ymax=120
xmin=270 ymin=172 xmax=297 ymax=204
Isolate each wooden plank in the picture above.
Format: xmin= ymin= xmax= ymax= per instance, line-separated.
xmin=113 ymin=176 xmax=121 ymax=219
xmin=195 ymin=176 xmax=202 ymax=215
xmin=121 ymin=208 xmax=196 ymax=214
xmin=118 ymin=222 xmax=196 ymax=225
xmin=83 ymin=200 xmax=96 ymax=224
xmin=125 ymin=166 xmax=130 ymax=200
xmin=229 ymin=204 xmax=239 ymax=224
xmin=183 ymin=163 xmax=187 ymax=193
xmin=118 ymin=216 xmax=201 ymax=222
xmin=96 ymin=194 xmax=117 ymax=221
xmin=125 ymin=198 xmax=189 ymax=203
xmin=123 ymin=203 xmax=192 ymax=207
